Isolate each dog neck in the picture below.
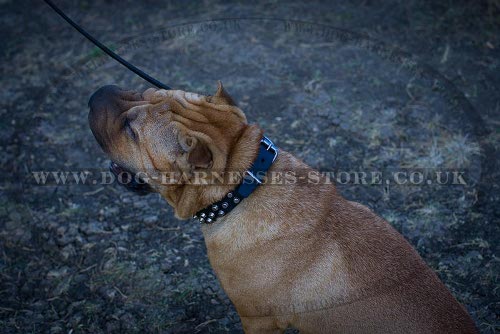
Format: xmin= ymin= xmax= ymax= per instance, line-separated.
xmin=163 ymin=124 xmax=264 ymax=220
xmin=194 ymin=135 xmax=278 ymax=224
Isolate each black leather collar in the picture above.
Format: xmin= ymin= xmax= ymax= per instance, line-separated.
xmin=194 ymin=136 xmax=278 ymax=224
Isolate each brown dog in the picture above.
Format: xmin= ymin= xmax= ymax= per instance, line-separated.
xmin=88 ymin=83 xmax=477 ymax=333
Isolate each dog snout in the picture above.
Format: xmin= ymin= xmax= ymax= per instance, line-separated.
xmin=88 ymin=85 xmax=146 ymax=151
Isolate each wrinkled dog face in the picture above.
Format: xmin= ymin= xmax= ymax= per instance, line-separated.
xmin=88 ymin=82 xmax=248 ymax=195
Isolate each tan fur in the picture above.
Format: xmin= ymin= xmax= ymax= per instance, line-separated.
xmin=88 ymin=83 xmax=478 ymax=333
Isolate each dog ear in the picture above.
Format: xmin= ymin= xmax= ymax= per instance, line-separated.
xmin=178 ymin=132 xmax=213 ymax=169
xmin=213 ymin=81 xmax=237 ymax=106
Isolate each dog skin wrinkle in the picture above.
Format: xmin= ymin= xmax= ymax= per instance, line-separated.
xmin=88 ymin=83 xmax=478 ymax=334
xmin=144 ymin=144 xmax=161 ymax=172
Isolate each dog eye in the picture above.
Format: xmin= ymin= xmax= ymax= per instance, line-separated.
xmin=124 ymin=118 xmax=138 ymax=141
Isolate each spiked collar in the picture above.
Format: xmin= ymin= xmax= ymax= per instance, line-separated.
xmin=194 ymin=136 xmax=278 ymax=224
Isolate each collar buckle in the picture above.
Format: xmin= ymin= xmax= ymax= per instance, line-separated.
xmin=261 ymin=136 xmax=278 ymax=162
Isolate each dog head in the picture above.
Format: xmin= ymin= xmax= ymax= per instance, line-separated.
xmin=88 ymin=82 xmax=261 ymax=218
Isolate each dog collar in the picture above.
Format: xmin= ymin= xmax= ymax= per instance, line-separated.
xmin=194 ymin=136 xmax=278 ymax=224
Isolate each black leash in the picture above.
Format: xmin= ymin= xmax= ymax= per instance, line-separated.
xmin=43 ymin=0 xmax=171 ymax=90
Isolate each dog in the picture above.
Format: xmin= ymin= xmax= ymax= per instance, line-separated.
xmin=88 ymin=83 xmax=478 ymax=333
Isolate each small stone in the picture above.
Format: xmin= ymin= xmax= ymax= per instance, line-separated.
xmin=81 ymin=221 xmax=104 ymax=235
xmin=143 ymin=215 xmax=158 ymax=225
xmin=61 ymin=245 xmax=75 ymax=260
xmin=291 ymin=120 xmax=301 ymax=129
xmin=47 ymin=267 xmax=69 ymax=279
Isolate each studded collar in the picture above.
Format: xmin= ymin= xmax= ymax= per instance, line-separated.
xmin=194 ymin=136 xmax=278 ymax=224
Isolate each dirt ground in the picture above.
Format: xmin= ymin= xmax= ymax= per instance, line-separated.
xmin=1 ymin=0 xmax=499 ymax=333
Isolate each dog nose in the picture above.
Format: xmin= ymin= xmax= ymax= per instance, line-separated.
xmin=88 ymin=85 xmax=124 ymax=110
xmin=88 ymin=85 xmax=129 ymax=151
